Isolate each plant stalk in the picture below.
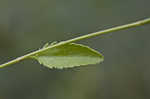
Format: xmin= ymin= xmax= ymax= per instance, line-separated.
xmin=1 ymin=18 xmax=150 ymax=68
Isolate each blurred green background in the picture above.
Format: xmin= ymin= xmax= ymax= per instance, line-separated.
xmin=0 ymin=0 xmax=150 ymax=99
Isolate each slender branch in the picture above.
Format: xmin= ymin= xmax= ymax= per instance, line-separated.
xmin=1 ymin=18 xmax=150 ymax=68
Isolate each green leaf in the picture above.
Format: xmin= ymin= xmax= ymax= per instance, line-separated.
xmin=42 ymin=41 xmax=58 ymax=48
xmin=32 ymin=43 xmax=104 ymax=69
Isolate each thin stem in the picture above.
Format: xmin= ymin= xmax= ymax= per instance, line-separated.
xmin=1 ymin=18 xmax=150 ymax=68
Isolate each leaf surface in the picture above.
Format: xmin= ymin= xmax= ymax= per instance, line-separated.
xmin=32 ymin=43 xmax=104 ymax=69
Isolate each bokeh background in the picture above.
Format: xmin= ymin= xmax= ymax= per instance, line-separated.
xmin=0 ymin=0 xmax=150 ymax=99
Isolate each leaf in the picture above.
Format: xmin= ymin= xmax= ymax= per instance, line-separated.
xmin=32 ymin=43 xmax=104 ymax=69
xmin=42 ymin=41 xmax=57 ymax=48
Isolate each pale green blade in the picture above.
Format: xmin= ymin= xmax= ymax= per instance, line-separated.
xmin=32 ymin=43 xmax=104 ymax=69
